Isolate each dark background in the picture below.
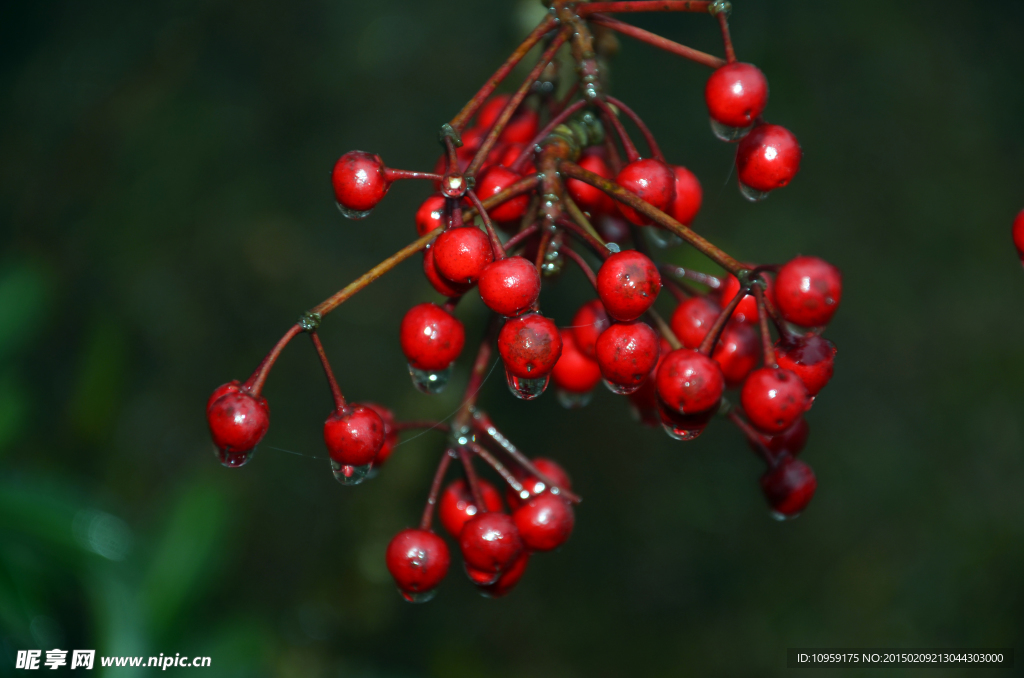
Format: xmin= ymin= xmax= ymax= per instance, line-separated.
xmin=2 ymin=0 xmax=1023 ymax=675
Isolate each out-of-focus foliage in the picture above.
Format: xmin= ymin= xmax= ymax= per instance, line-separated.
xmin=1 ymin=0 xmax=1023 ymax=675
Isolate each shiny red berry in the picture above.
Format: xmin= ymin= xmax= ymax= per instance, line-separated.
xmin=478 ymin=550 xmax=529 ymax=598
xmin=501 ymin=108 xmax=539 ymax=144
xmin=775 ymin=334 xmax=836 ymax=396
xmin=761 ymin=457 xmax=817 ymax=517
xmin=399 ymin=303 xmax=465 ymax=371
xmin=477 ymin=165 xmax=530 ymax=223
xmin=438 ymin=479 xmax=504 ymax=539
xmin=459 ymin=512 xmax=524 ymax=584
xmin=415 ymin=195 xmax=447 ymax=236
xmin=774 ymin=256 xmax=842 ymax=327
xmin=655 ymin=349 xmax=725 ymax=415
xmin=567 ymin=152 xmax=615 ymax=214
xmin=323 ymin=405 xmax=385 ymax=467
xmin=476 ymin=95 xmax=511 ymax=129
xmin=432 ymin=226 xmax=494 ymax=285
xmin=507 ymin=457 xmax=573 ymax=508
xmin=1013 ymin=209 xmax=1024 ymax=262
xmin=670 ymin=296 xmax=721 ymax=349
xmin=719 ymin=273 xmax=773 ymax=325
xmin=596 ymin=250 xmax=661 ymax=321
xmin=614 ymin=158 xmax=676 ymax=226
xmin=571 ymin=299 xmax=611 ymax=359
xmin=331 ymin=151 xmax=390 ymax=215
xmin=423 ymin=247 xmax=473 ymax=297
xmin=704 ymin=62 xmax=769 ymax=129
xmin=753 ymin=417 xmax=810 ymax=458
xmin=498 ymin=312 xmax=562 ymax=379
xmin=207 ymin=382 xmax=269 ymax=463
xmin=741 ymin=367 xmax=809 ymax=434
xmin=386 ymin=528 xmax=450 ymax=601
xmin=595 ymin=321 xmax=660 ymax=392
xmin=668 ymin=165 xmax=703 ymax=225
xmin=552 ymin=329 xmax=602 ymax=394
xmin=735 ymin=124 xmax=802 ymax=193
xmin=712 ymin=322 xmax=761 ymax=388
xmin=478 ymin=256 xmax=541 ymax=317
xmin=513 ymin=493 xmax=575 ymax=552
xmin=359 ymin=402 xmax=399 ymax=466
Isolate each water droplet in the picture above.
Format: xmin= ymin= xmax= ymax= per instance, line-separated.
xmin=605 ymin=242 xmax=621 ymax=253
xmin=399 ymin=588 xmax=437 ymax=603
xmin=216 ymin=446 xmax=255 ymax=468
xmin=647 ymin=227 xmax=683 ymax=249
xmin=709 ymin=117 xmax=753 ymax=142
xmin=408 ymin=363 xmax=453 ymax=394
xmin=556 ymin=388 xmax=592 ymax=409
xmin=465 ymin=564 xmax=499 ymax=586
xmin=602 ymin=378 xmax=642 ymax=396
xmin=658 ymin=404 xmax=714 ymax=441
xmin=506 ymin=369 xmax=550 ymax=400
xmin=771 ymin=510 xmax=800 ymax=522
xmin=331 ymin=460 xmax=373 ymax=486
xmin=336 ymin=202 xmax=373 ymax=220
xmin=661 ymin=422 xmax=707 ymax=441
xmin=738 ymin=181 xmax=770 ymax=202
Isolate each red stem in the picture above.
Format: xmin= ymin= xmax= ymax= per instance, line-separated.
xmin=504 ymin=223 xmax=540 ymax=251
xmin=727 ymin=409 xmax=778 ymax=466
xmin=463 ymin=174 xmax=541 ymax=222
xmin=716 ymin=11 xmax=737 ymax=64
xmin=605 ymin=95 xmax=663 ymax=161
xmin=243 ymin=323 xmax=304 ymax=396
xmin=509 ymin=99 xmax=590 ymax=173
xmin=457 ymin=446 xmax=487 ymax=510
xmin=594 ymin=98 xmax=640 ymax=162
xmin=466 ymin=189 xmax=506 ymax=259
xmin=698 ymin=284 xmax=748 ymax=356
xmin=561 ymin=245 xmax=598 ymax=290
xmin=578 ymin=1 xmax=715 ymax=14
xmin=664 ymin=277 xmax=690 ymax=302
xmin=383 ymin=169 xmax=443 ymax=182
xmin=660 ymin=263 xmax=723 ymax=290
xmin=308 ymin=331 xmax=346 ymax=412
xmin=468 ymin=441 xmax=525 ymax=496
xmin=587 ymin=14 xmax=725 ymax=70
xmin=753 ymin=284 xmax=776 ymax=368
xmin=419 ymin=451 xmax=454 ymax=530
xmin=556 ymin=217 xmax=611 ymax=259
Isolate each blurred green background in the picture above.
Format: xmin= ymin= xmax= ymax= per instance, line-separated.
xmin=2 ymin=0 xmax=1023 ymax=675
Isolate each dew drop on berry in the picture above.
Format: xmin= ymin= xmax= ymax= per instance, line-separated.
xmin=408 ymin=363 xmax=454 ymax=394
xmin=738 ymin=181 xmax=770 ymax=202
xmin=646 ymin=227 xmax=683 ymax=249
xmin=399 ymin=588 xmax=437 ymax=604
xmin=661 ymin=422 xmax=707 ymax=441
xmin=771 ymin=510 xmax=800 ymax=522
xmin=505 ymin=369 xmax=550 ymax=400
xmin=556 ymin=388 xmax=592 ymax=410
xmin=336 ymin=202 xmax=373 ymax=220
xmin=710 ymin=118 xmax=754 ymax=142
xmin=330 ymin=460 xmax=373 ymax=486
xmin=464 ymin=563 xmax=500 ymax=586
xmin=215 ymin=445 xmax=256 ymax=468
xmin=602 ymin=378 xmax=643 ymax=396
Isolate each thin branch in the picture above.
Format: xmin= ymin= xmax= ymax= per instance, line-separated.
xmin=562 ymin=245 xmax=598 ymax=290
xmin=605 ymin=95 xmax=663 ymax=161
xmin=309 ymin=331 xmax=346 ymax=412
xmin=587 ymin=14 xmax=725 ymax=70
xmin=698 ymin=283 xmax=748 ymax=356
xmin=419 ymin=451 xmax=454 ymax=530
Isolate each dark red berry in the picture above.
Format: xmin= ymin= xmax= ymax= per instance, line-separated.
xmin=761 ymin=457 xmax=817 ymax=517
xmin=478 ymin=550 xmax=529 ymax=598
xmin=359 ymin=402 xmax=399 ymax=466
xmin=498 ymin=312 xmax=562 ymax=379
xmin=415 ymin=195 xmax=447 ymax=236
xmin=775 ymin=334 xmax=836 ymax=396
xmin=1014 ymin=209 xmax=1024 ymax=262
xmin=704 ymin=62 xmax=769 ymax=129
xmin=719 ymin=273 xmax=773 ymax=325
xmin=740 ymin=367 xmax=809 ymax=434
xmin=567 ymin=152 xmax=615 ymax=214
xmin=670 ymin=296 xmax=721 ymax=349
xmin=668 ymin=165 xmax=703 ymax=225
xmin=399 ymin=303 xmax=465 ymax=371
xmin=614 ymin=158 xmax=676 ymax=226
xmin=712 ymin=322 xmax=761 ymax=388
xmin=438 ymin=479 xmax=504 ymax=539
xmin=774 ymin=256 xmax=842 ymax=327
xmin=752 ymin=417 xmax=809 ymax=458
xmin=596 ymin=250 xmax=662 ymax=321
xmin=735 ymin=124 xmax=802 ymax=193
xmin=207 ymin=382 xmax=269 ymax=461
xmin=459 ymin=512 xmax=524 ymax=584
xmin=423 ymin=247 xmax=473 ymax=297
xmin=432 ymin=226 xmax=494 ymax=285
xmin=571 ymin=299 xmax=611 ymax=359
xmin=655 ymin=349 xmax=725 ymax=416
xmin=594 ymin=321 xmax=660 ymax=392
xmin=478 ymin=256 xmax=541 ymax=317
xmin=386 ymin=528 xmax=450 ymax=601
xmin=477 ymin=165 xmax=530 ymax=222
xmin=331 ymin=150 xmax=390 ymax=214
xmin=552 ymin=329 xmax=602 ymax=394
xmin=513 ymin=493 xmax=575 ymax=552
xmin=323 ymin=405 xmax=385 ymax=467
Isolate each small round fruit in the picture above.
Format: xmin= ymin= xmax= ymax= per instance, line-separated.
xmin=735 ymin=124 xmax=802 ymax=192
xmin=477 ymin=94 xmax=511 ymax=130
xmin=719 ymin=273 xmax=774 ymax=325
xmin=359 ymin=402 xmax=399 ymax=466
xmin=571 ymin=299 xmax=611 ymax=359
xmin=614 ymin=158 xmax=676 ymax=226
xmin=438 ymin=479 xmax=504 ymax=539
xmin=478 ymin=256 xmax=541 ymax=317
xmin=774 ymin=256 xmax=842 ymax=327
xmin=331 ymin=151 xmax=390 ymax=213
xmin=740 ymin=367 xmax=809 ymax=434
xmin=655 ymin=349 xmax=725 ymax=415
xmin=775 ymin=334 xmax=836 ymax=396
xmin=478 ymin=550 xmax=529 ymax=598
xmin=704 ymin=62 xmax=769 ymax=129
xmin=498 ymin=312 xmax=562 ymax=379
xmin=459 ymin=512 xmax=524 ymax=583
xmin=567 ymin=152 xmax=615 ymax=214
xmin=386 ymin=529 xmax=450 ymax=600
xmin=552 ymin=329 xmax=602 ymax=394
xmin=477 ymin=165 xmax=530 ymax=222
xmin=596 ymin=250 xmax=662 ymax=321
xmin=670 ymin=296 xmax=722 ymax=349
xmin=323 ymin=406 xmax=385 ymax=467
xmin=1013 ymin=209 xmax=1024 ymax=261
xmin=501 ymin=108 xmax=540 ymax=144
xmin=711 ymin=322 xmax=761 ymax=388
xmin=207 ymin=383 xmax=269 ymax=457
xmin=432 ymin=226 xmax=494 ymax=285
xmin=761 ymin=457 xmax=817 ymax=517
xmin=513 ymin=493 xmax=575 ymax=552
xmin=594 ymin=321 xmax=660 ymax=391
xmin=415 ymin=195 xmax=447 ymax=236
xmin=399 ymin=303 xmax=465 ymax=371
xmin=668 ymin=165 xmax=703 ymax=225
xmin=756 ymin=417 xmax=810 ymax=457
xmin=423 ymin=247 xmax=473 ymax=297
xmin=507 ymin=457 xmax=573 ymax=508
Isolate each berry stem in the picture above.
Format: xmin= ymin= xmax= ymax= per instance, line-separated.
xmin=594 ymin=98 xmax=640 ymax=163
xmin=726 ymin=409 xmax=778 ymax=466
xmin=557 ymin=217 xmax=611 ymax=259
xmin=467 ymin=441 xmax=525 ymax=496
xmin=715 ymin=10 xmax=737 ymax=64
xmin=664 ymin=277 xmax=691 ymax=302
xmin=465 ymin=189 xmax=506 ymax=259
xmin=587 ymin=14 xmax=725 ymax=69
xmin=308 ymin=331 xmax=346 ymax=412
xmin=463 ymin=174 xmax=541 ymax=222
xmin=457 ymin=446 xmax=487 ymax=511
xmin=452 ymin=317 xmax=499 ymax=433
xmin=503 ymin=223 xmax=540 ymax=251
xmin=562 ymin=245 xmax=599 ymax=290
xmin=605 ymin=95 xmax=663 ymax=161
xmin=647 ymin=307 xmax=683 ymax=350
xmin=562 ymin=192 xmax=610 ymax=250
xmin=419 ymin=450 xmax=454 ymax=530
xmin=449 ymin=15 xmax=558 ymax=132
xmin=698 ymin=283 xmax=748 ymax=356
xmin=753 ymin=283 xmax=777 ymax=368
xmin=509 ymin=99 xmax=589 ymax=173
xmin=243 ymin=323 xmax=304 ymax=397
xmin=559 ymin=160 xmax=744 ymax=274
xmin=660 ymin=263 xmax=723 ymax=290
xmin=578 ymin=1 xmax=715 ymax=15
xmin=383 ymin=169 xmax=443 ymax=182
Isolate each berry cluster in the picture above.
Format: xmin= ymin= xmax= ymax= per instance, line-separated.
xmin=207 ymin=0 xmax=844 ymax=602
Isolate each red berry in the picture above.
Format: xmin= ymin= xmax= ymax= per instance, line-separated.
xmin=331 ymin=150 xmax=390 ymax=215
xmin=1013 ymin=209 xmax=1024 ymax=261
xmin=359 ymin=403 xmax=399 ymax=466
xmin=478 ymin=550 xmax=529 ymax=598
xmin=438 ymin=479 xmax=504 ymax=539
xmin=614 ymin=158 xmax=676 ymax=226
xmin=497 ymin=312 xmax=562 ymax=379
xmin=323 ymin=405 xmax=385 ymax=467
xmin=775 ymin=334 xmax=836 ymax=396
xmin=655 ymin=349 xmax=725 ymax=416
xmin=668 ymin=165 xmax=703 ymax=225
xmin=735 ymin=124 xmax=802 ymax=193
xmin=476 ymin=94 xmax=511 ymax=130
xmin=423 ymin=248 xmax=473 ymax=297
xmin=753 ymin=417 xmax=810 ymax=457
xmin=459 ymin=512 xmax=524 ymax=584
xmin=740 ymin=367 xmax=809 ymax=434
xmin=478 ymin=256 xmax=541 ymax=317
xmin=552 ymin=329 xmax=602 ymax=394
xmin=386 ymin=528 xmax=450 ymax=601
xmin=704 ymin=62 xmax=769 ymax=129
xmin=567 ymin=152 xmax=615 ymax=214
xmin=774 ymin=256 xmax=842 ymax=327
xmin=513 ymin=493 xmax=575 ymax=552
xmin=571 ymin=299 xmax=611 ymax=359
xmin=761 ymin=457 xmax=817 ymax=517
xmin=207 ymin=382 xmax=269 ymax=465
xmin=719 ymin=273 xmax=773 ymax=325
xmin=432 ymin=226 xmax=494 ymax=285
xmin=596 ymin=250 xmax=661 ymax=321
xmin=477 ymin=165 xmax=530 ymax=223
xmin=670 ymin=296 xmax=722 ymax=349
xmin=712 ymin=322 xmax=761 ymax=388
xmin=399 ymin=303 xmax=465 ymax=371
xmin=501 ymin=108 xmax=539 ymax=144
xmin=594 ymin=321 xmax=660 ymax=393
xmin=507 ymin=457 xmax=573 ymax=508
xmin=415 ymin=195 xmax=447 ymax=236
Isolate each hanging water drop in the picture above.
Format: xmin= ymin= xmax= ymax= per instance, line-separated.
xmin=336 ymin=202 xmax=373 ymax=220
xmin=215 ymin=446 xmax=255 ymax=468
xmin=464 ymin=564 xmax=500 ymax=586
xmin=661 ymin=422 xmax=707 ymax=441
xmin=602 ymin=378 xmax=642 ymax=396
xmin=771 ymin=510 xmax=800 ymax=522
xmin=556 ymin=388 xmax=592 ymax=410
xmin=506 ymin=369 xmax=550 ymax=400
xmin=331 ymin=460 xmax=373 ymax=486
xmin=399 ymin=588 xmax=437 ymax=604
xmin=709 ymin=117 xmax=753 ymax=142
xmin=738 ymin=181 xmax=770 ymax=202
xmin=408 ymin=363 xmax=453 ymax=394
